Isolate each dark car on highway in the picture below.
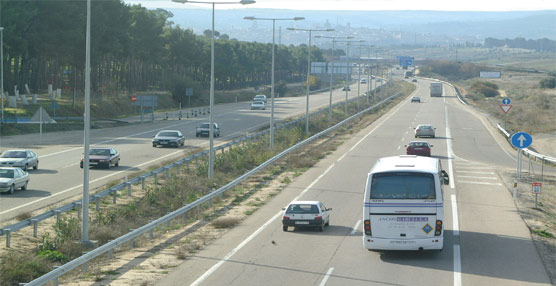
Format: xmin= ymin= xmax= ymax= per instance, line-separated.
xmin=80 ymin=148 xmax=120 ymax=169
xmin=152 ymin=130 xmax=185 ymax=148
xmin=196 ymin=122 xmax=220 ymax=137
xmin=405 ymin=141 xmax=433 ymax=157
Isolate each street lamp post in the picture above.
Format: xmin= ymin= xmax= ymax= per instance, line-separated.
xmin=244 ymin=16 xmax=304 ymax=149
xmin=173 ymin=0 xmax=255 ymax=178
xmin=286 ymin=27 xmax=334 ymax=134
xmin=315 ymin=35 xmax=353 ymax=122
xmin=82 ymin=0 xmax=92 ymax=244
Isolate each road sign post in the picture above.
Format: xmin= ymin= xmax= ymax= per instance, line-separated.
xmin=532 ymin=182 xmax=542 ymax=208
xmin=500 ymin=98 xmax=511 ymax=130
xmin=186 ymin=88 xmax=193 ymax=107
xmin=510 ymin=132 xmax=533 ymax=179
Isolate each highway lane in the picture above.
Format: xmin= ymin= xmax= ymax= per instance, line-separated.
xmin=156 ymin=78 xmax=550 ymax=285
xmin=0 ymin=80 xmax=382 ymax=222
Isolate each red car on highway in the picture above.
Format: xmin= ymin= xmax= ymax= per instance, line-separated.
xmin=405 ymin=141 xmax=433 ymax=157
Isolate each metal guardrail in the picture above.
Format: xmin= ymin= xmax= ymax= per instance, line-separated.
xmin=25 ymin=84 xmax=399 ymax=286
xmin=496 ymin=123 xmax=556 ymax=165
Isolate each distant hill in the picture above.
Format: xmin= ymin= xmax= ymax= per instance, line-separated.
xmin=166 ymin=9 xmax=556 ymax=45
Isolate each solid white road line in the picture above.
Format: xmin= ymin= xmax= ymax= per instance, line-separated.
xmin=351 ymin=219 xmax=361 ymax=235
xmin=454 ymin=245 xmax=462 ymax=286
xmin=319 ymin=267 xmax=335 ymax=286
xmin=337 ymin=153 xmax=347 ymax=162
xmin=451 ymin=194 xmax=460 ymax=237
xmin=445 ymin=104 xmax=455 ymax=189
xmin=448 ymin=96 xmax=462 ymax=286
xmin=456 ymin=181 xmax=502 ymax=186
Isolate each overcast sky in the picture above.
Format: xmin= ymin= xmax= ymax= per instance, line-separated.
xmin=125 ymin=0 xmax=556 ymax=11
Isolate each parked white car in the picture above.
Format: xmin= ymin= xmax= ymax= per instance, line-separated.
xmin=282 ymin=201 xmax=331 ymax=232
xmin=0 ymin=150 xmax=39 ymax=171
xmin=0 ymin=167 xmax=29 ymax=194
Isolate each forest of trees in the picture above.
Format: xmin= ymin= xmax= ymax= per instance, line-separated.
xmin=0 ymin=1 xmax=323 ymax=102
xmin=484 ymin=37 xmax=556 ymax=52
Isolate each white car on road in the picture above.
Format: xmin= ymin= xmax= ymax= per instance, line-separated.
xmin=0 ymin=150 xmax=39 ymax=171
xmin=282 ymin=200 xmax=331 ymax=232
xmin=0 ymin=167 xmax=30 ymax=194
xmin=250 ymin=100 xmax=266 ymax=110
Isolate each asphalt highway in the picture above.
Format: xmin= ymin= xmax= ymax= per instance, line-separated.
xmin=155 ymin=78 xmax=551 ymax=286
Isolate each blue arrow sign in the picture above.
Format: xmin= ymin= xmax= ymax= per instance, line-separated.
xmin=511 ymin=132 xmax=533 ymax=149
xmin=502 ymin=98 xmax=511 ymax=105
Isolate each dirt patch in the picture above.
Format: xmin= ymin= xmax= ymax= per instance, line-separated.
xmin=497 ymin=172 xmax=556 ymax=284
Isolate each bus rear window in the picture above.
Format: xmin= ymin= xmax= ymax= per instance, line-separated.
xmin=370 ymin=172 xmax=435 ymax=199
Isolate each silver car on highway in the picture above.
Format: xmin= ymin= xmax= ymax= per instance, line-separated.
xmin=0 ymin=150 xmax=39 ymax=171
xmin=414 ymin=124 xmax=436 ymax=138
xmin=250 ymin=100 xmax=266 ymax=110
xmin=0 ymin=167 xmax=30 ymax=194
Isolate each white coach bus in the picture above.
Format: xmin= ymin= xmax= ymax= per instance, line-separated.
xmin=363 ymin=155 xmax=449 ymax=251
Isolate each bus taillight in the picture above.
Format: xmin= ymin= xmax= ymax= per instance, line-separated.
xmin=435 ymin=220 xmax=443 ymax=236
xmin=364 ymin=220 xmax=372 ymax=235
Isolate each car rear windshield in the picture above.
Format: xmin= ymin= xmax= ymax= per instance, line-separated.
xmin=0 ymin=169 xmax=14 ymax=178
xmin=90 ymin=149 xmax=110 ymax=156
xmin=370 ymin=172 xmax=435 ymax=199
xmin=200 ymin=123 xmax=210 ymax=128
xmin=1 ymin=151 xmax=25 ymax=158
xmin=410 ymin=142 xmax=428 ymax=147
xmin=286 ymin=204 xmax=319 ymax=214
xmin=158 ymin=132 xmax=179 ymax=137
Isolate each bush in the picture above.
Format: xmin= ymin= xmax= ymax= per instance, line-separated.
xmin=275 ymin=81 xmax=288 ymax=97
xmin=539 ymin=77 xmax=556 ymax=89
xmin=37 ymin=249 xmax=67 ymax=262
xmin=210 ymin=217 xmax=241 ymax=228
xmin=470 ymin=81 xmax=500 ymax=97
xmin=0 ymin=251 xmax=51 ymax=286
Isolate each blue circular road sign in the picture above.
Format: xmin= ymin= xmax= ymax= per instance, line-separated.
xmin=511 ymin=132 xmax=533 ymax=149
xmin=502 ymin=98 xmax=511 ymax=105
